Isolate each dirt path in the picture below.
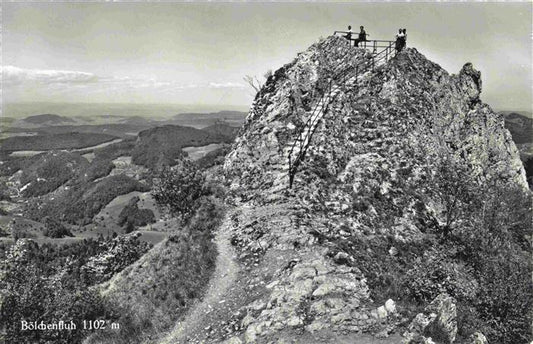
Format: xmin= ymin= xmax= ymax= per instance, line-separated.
xmin=158 ymin=213 xmax=239 ymax=344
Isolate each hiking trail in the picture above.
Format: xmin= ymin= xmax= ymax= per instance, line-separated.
xmin=159 ymin=211 xmax=239 ymax=344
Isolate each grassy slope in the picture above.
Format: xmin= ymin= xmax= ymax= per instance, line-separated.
xmin=86 ymin=198 xmax=223 ymax=344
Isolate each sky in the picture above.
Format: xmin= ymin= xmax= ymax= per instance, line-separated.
xmin=2 ymin=1 xmax=532 ymax=112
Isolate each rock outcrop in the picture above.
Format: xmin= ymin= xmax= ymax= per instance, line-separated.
xmin=218 ymin=36 xmax=528 ymax=343
xmin=402 ymin=293 xmax=457 ymax=344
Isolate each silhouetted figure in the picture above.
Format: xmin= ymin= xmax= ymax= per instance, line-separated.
xmin=344 ymin=25 xmax=353 ymax=46
xmin=402 ymin=28 xmax=407 ymax=49
xmin=395 ymin=28 xmax=405 ymax=52
xmin=354 ymin=26 xmax=368 ymax=47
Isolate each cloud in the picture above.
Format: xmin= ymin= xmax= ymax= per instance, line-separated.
xmin=2 ymin=65 xmax=97 ymax=86
xmin=2 ymin=65 xmax=249 ymax=104
xmin=208 ymin=82 xmax=246 ymax=89
xmin=3 ymin=65 xmax=245 ymax=90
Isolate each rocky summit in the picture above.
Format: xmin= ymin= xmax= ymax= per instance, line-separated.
xmin=217 ymin=36 xmax=529 ymax=343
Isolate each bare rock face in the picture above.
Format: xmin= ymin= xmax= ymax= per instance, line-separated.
xmin=469 ymin=332 xmax=488 ymax=344
xmin=220 ymin=36 xmax=527 ymax=342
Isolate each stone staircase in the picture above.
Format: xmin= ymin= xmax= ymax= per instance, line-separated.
xmin=242 ymin=39 xmax=397 ymax=192
xmin=285 ymin=65 xmax=372 ymax=187
xmin=284 ymin=40 xmax=399 ymax=188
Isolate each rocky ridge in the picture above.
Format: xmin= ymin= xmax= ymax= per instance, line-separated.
xmin=218 ymin=36 xmax=528 ymax=343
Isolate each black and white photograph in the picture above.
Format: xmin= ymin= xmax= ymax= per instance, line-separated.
xmin=0 ymin=1 xmax=532 ymax=343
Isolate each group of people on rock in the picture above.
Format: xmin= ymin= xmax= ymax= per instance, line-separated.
xmin=344 ymin=25 xmax=368 ymax=47
xmin=343 ymin=26 xmax=407 ymax=52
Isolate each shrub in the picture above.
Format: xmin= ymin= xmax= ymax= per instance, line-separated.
xmin=152 ymin=160 xmax=206 ymax=222
xmin=404 ymin=248 xmax=477 ymax=303
xmin=426 ymin=154 xmax=478 ymax=236
xmin=472 ymin=255 xmax=532 ymax=344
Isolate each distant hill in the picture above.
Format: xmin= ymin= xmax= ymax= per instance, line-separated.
xmin=170 ymin=111 xmax=246 ymax=127
xmin=499 ymin=110 xmax=532 ymax=118
xmin=23 ymin=114 xmax=75 ymax=125
xmin=132 ymin=125 xmax=229 ymax=168
xmin=3 ymin=123 xmax=152 ymax=138
xmin=0 ymin=132 xmax=118 ymax=152
xmin=502 ymin=112 xmax=533 ymax=144
xmin=0 ymin=117 xmax=16 ymax=125
xmin=201 ymin=123 xmax=240 ymax=141
xmin=119 ymin=116 xmax=156 ymax=126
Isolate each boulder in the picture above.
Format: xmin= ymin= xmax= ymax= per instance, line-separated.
xmin=469 ymin=332 xmax=488 ymax=344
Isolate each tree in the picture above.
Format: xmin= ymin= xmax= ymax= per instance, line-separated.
xmin=243 ymin=70 xmax=272 ymax=96
xmin=426 ymin=153 xmax=478 ymax=236
xmin=151 ymin=160 xmax=206 ymax=222
xmin=243 ymin=75 xmax=263 ymax=94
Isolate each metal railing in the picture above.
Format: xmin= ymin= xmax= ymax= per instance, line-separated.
xmin=334 ymin=31 xmax=396 ymax=52
xmin=287 ymin=32 xmax=397 ymax=188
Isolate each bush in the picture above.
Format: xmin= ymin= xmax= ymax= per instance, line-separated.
xmin=472 ymin=255 xmax=532 ymax=343
xmin=152 ymin=160 xmax=206 ymax=222
xmin=404 ymin=248 xmax=477 ymax=303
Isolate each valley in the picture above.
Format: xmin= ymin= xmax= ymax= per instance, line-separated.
xmin=0 ymin=109 xmax=246 ymax=247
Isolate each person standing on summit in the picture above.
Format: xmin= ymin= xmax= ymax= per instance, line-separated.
xmin=395 ymin=28 xmax=405 ymax=52
xmin=344 ymin=25 xmax=353 ymax=45
xmin=354 ymin=26 xmax=368 ymax=47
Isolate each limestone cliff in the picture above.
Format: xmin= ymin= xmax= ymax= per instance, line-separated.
xmin=217 ymin=36 xmax=529 ymax=343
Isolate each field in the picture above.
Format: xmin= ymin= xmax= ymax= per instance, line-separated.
xmin=92 ymin=191 xmax=177 ymax=234
xmin=183 ymin=143 xmax=225 ymax=161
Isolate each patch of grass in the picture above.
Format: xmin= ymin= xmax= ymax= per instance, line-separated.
xmin=196 ymin=145 xmax=231 ymax=170
xmin=94 ymin=137 xmax=136 ymax=161
xmin=117 ymin=196 xmax=155 ymax=227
